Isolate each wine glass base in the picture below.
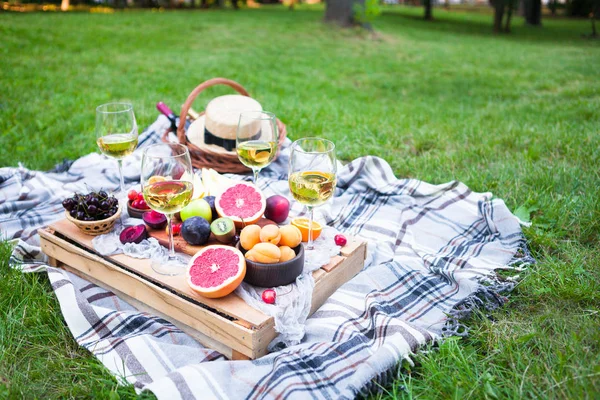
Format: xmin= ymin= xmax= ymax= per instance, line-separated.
xmin=151 ymin=256 xmax=187 ymax=276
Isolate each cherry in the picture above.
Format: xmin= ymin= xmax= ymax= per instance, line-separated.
xmin=262 ymin=289 xmax=276 ymax=304
xmin=136 ymin=192 xmax=145 ymax=202
xmin=131 ymin=199 xmax=141 ymax=209
xmin=334 ymin=234 xmax=347 ymax=247
xmin=138 ymin=199 xmax=149 ymax=210
xmin=128 ymin=190 xmax=138 ymax=202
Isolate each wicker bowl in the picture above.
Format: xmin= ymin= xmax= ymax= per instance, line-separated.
xmin=65 ymin=205 xmax=122 ymax=236
xmin=237 ymin=242 xmax=304 ymax=287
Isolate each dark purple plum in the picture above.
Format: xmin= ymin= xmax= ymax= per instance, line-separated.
xmin=119 ymin=225 xmax=148 ymax=244
xmin=181 ymin=217 xmax=211 ymax=246
xmin=203 ymin=196 xmax=218 ymax=221
xmin=142 ymin=211 xmax=167 ymax=230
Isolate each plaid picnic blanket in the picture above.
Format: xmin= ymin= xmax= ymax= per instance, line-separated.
xmin=2 ymin=116 xmax=534 ymax=399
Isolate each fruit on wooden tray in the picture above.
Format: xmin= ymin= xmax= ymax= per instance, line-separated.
xmin=264 ymin=195 xmax=290 ymax=224
xmin=215 ymin=182 xmax=266 ymax=228
xmin=334 ymin=234 xmax=347 ymax=247
xmin=119 ymin=225 xmax=148 ymax=244
xmin=181 ymin=216 xmax=211 ymax=246
xmin=142 ymin=210 xmax=167 ymax=230
xmin=201 ymin=168 xmax=237 ymax=197
xmin=278 ymin=246 xmax=296 ymax=262
xmin=291 ymin=217 xmax=322 ymax=242
xmin=211 ymin=217 xmax=236 ymax=244
xmin=203 ymin=195 xmax=218 ymax=221
xmin=165 ymin=222 xmax=182 ymax=236
xmin=261 ymin=289 xmax=276 ymax=304
xmin=259 ymin=224 xmax=281 ymax=245
xmin=251 ymin=243 xmax=281 ymax=264
xmin=62 ymin=190 xmax=119 ymax=221
xmin=127 ymin=189 xmax=150 ymax=210
xmin=239 ymin=225 xmax=262 ymax=251
xmin=186 ymin=245 xmax=246 ymax=298
xmin=244 ymin=249 xmax=258 ymax=262
xmin=278 ymin=225 xmax=302 ymax=248
xmin=180 ymin=198 xmax=213 ymax=223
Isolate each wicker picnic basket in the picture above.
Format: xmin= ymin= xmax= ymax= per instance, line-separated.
xmin=163 ymin=78 xmax=287 ymax=174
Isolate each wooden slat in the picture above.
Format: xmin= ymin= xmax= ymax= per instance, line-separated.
xmin=340 ymin=235 xmax=363 ymax=258
xmin=39 ymin=228 xmax=264 ymax=359
xmin=49 ymin=219 xmax=271 ymax=329
xmin=56 ymin=260 xmax=235 ymax=360
xmin=321 ymin=255 xmax=345 ymax=273
xmin=310 ymin=240 xmax=366 ymax=315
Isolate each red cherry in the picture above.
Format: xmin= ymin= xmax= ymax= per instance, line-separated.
xmin=262 ymin=289 xmax=276 ymax=304
xmin=334 ymin=234 xmax=347 ymax=247
xmin=131 ymin=199 xmax=141 ymax=209
xmin=138 ymin=199 xmax=149 ymax=210
xmin=172 ymin=223 xmax=182 ymax=235
xmin=127 ymin=190 xmax=138 ymax=201
xmin=137 ymin=192 xmax=145 ymax=202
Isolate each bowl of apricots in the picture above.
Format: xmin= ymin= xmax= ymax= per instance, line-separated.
xmin=237 ymin=223 xmax=304 ymax=287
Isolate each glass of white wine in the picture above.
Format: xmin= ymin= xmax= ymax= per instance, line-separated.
xmin=236 ymin=111 xmax=278 ymax=186
xmin=288 ymin=138 xmax=337 ymax=251
xmin=141 ymin=143 xmax=193 ymax=276
xmin=96 ymin=103 xmax=138 ymax=196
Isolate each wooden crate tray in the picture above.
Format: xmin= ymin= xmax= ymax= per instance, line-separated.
xmin=38 ymin=219 xmax=367 ymax=360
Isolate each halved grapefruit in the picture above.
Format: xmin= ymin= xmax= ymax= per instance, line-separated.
xmin=215 ymin=181 xmax=266 ymax=228
xmin=186 ymin=245 xmax=246 ymax=299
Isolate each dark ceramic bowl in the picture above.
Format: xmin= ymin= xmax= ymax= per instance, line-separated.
xmin=237 ymin=242 xmax=304 ymax=287
xmin=127 ymin=201 xmax=149 ymax=219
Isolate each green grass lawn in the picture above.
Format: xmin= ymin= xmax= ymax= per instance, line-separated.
xmin=1 ymin=5 xmax=599 ymax=399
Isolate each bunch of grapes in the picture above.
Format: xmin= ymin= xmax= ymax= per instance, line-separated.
xmin=62 ymin=191 xmax=119 ymax=221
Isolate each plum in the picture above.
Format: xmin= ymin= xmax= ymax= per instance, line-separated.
xmin=203 ymin=195 xmax=218 ymax=221
xmin=264 ymin=195 xmax=290 ymax=224
xmin=120 ymin=225 xmax=148 ymax=244
xmin=181 ymin=217 xmax=211 ymax=246
xmin=142 ymin=211 xmax=167 ymax=230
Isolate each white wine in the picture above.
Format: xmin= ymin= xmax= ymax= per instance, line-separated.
xmin=143 ymin=180 xmax=193 ymax=214
xmin=97 ymin=134 xmax=137 ymax=159
xmin=289 ymin=171 xmax=336 ymax=207
xmin=237 ymin=141 xmax=277 ymax=168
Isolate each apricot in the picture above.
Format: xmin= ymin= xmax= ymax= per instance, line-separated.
xmin=278 ymin=225 xmax=302 ymax=248
xmin=278 ymin=246 xmax=296 ymax=262
xmin=260 ymin=224 xmax=281 ymax=245
xmin=245 ymin=249 xmax=258 ymax=262
xmin=240 ymin=225 xmax=261 ymax=251
xmin=252 ymin=242 xmax=281 ymax=264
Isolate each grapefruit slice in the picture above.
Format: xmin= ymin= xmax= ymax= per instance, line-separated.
xmin=186 ymin=245 xmax=246 ymax=299
xmin=215 ymin=181 xmax=266 ymax=228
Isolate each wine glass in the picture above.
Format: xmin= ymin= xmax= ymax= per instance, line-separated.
xmin=236 ymin=111 xmax=278 ymax=186
xmin=288 ymin=138 xmax=337 ymax=252
xmin=141 ymin=143 xmax=193 ymax=276
xmin=96 ymin=103 xmax=138 ymax=196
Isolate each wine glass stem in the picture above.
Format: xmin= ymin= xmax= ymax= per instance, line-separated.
xmin=307 ymin=206 xmax=315 ymax=250
xmin=252 ymin=168 xmax=259 ymax=186
xmin=117 ymin=159 xmax=125 ymax=194
xmin=166 ymin=214 xmax=176 ymax=257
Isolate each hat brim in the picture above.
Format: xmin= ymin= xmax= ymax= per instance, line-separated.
xmin=186 ymin=115 xmax=237 ymax=155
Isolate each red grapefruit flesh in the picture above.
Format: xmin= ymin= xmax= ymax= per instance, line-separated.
xmin=215 ymin=182 xmax=266 ymax=228
xmin=186 ymin=245 xmax=246 ymax=299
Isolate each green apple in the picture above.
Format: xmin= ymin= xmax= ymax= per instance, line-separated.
xmin=180 ymin=199 xmax=213 ymax=223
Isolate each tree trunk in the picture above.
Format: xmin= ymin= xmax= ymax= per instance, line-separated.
xmin=325 ymin=0 xmax=362 ymax=26
xmin=504 ymin=0 xmax=515 ymax=33
xmin=493 ymin=0 xmax=505 ymax=33
xmin=61 ymin=0 xmax=69 ymax=11
xmin=524 ymin=0 xmax=542 ymax=25
xmin=424 ymin=0 xmax=433 ymax=20
xmin=592 ymin=6 xmax=599 ymax=37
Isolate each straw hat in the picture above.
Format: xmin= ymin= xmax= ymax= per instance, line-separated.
xmin=186 ymin=94 xmax=262 ymax=155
